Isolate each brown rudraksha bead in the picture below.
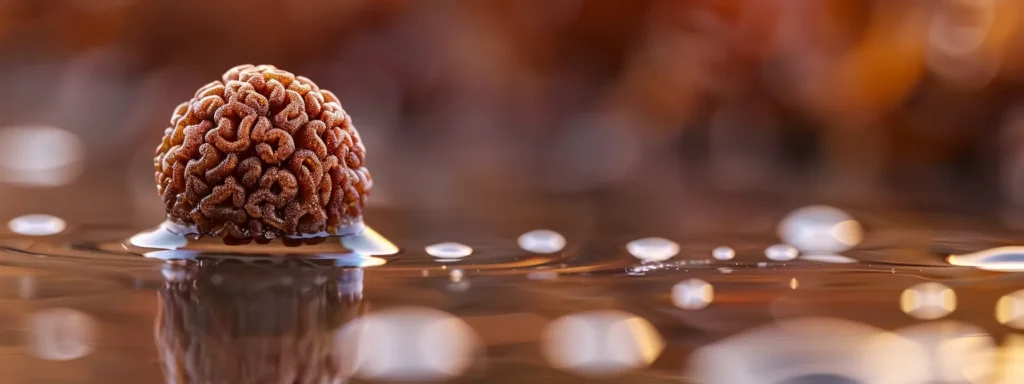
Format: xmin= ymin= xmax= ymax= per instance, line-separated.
xmin=154 ymin=65 xmax=371 ymax=239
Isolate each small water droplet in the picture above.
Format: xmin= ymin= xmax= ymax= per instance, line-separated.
xmin=425 ymin=242 xmax=473 ymax=259
xmin=8 ymin=214 xmax=66 ymax=236
xmin=542 ymin=310 xmax=664 ymax=377
xmin=712 ymin=246 xmax=735 ymax=261
xmin=765 ymin=244 xmax=798 ymax=261
xmin=517 ymin=229 xmax=567 ymax=254
xmin=626 ymin=237 xmax=679 ymax=262
xmin=718 ymin=267 xmax=733 ymax=274
xmin=789 ymin=278 xmax=799 ymax=289
xmin=420 ymin=270 xmax=429 ymax=277
xmin=778 ymin=205 xmax=863 ymax=253
xmin=672 ymin=279 xmax=714 ymax=310
xmin=757 ymin=262 xmax=768 ymax=268
xmin=901 ymin=282 xmax=957 ymax=320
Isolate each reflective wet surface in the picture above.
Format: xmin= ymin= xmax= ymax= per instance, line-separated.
xmin=1 ymin=200 xmax=1024 ymax=383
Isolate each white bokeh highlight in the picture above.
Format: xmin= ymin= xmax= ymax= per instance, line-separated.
xmin=777 ymin=205 xmax=863 ymax=253
xmin=542 ymin=310 xmax=664 ymax=377
xmin=337 ymin=306 xmax=480 ymax=381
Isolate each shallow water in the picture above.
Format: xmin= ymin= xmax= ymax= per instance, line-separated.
xmin=1 ymin=204 xmax=1024 ymax=383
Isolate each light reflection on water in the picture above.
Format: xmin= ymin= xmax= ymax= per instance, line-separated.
xmin=518 ymin=229 xmax=567 ymax=254
xmin=27 ymin=308 xmax=95 ymax=361
xmin=901 ymin=282 xmax=958 ymax=320
xmin=542 ymin=310 xmax=664 ymax=377
xmin=0 ymin=205 xmax=1019 ymax=382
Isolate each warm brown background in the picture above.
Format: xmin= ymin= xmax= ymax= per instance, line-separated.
xmin=0 ymin=0 xmax=1021 ymax=222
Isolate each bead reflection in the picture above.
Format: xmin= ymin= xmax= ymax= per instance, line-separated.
xmin=896 ymin=321 xmax=996 ymax=383
xmin=901 ymin=282 xmax=957 ymax=320
xmin=157 ymin=263 xmax=366 ymax=384
xmin=996 ymin=289 xmax=1024 ymax=328
xmin=712 ymin=246 xmax=735 ymax=261
xmin=28 ymin=308 xmax=95 ymax=361
xmin=777 ymin=205 xmax=863 ymax=253
xmin=339 ymin=306 xmax=480 ymax=381
xmin=9 ymin=214 xmax=67 ymax=236
xmin=542 ymin=310 xmax=664 ymax=377
xmin=765 ymin=244 xmax=798 ymax=261
xmin=626 ymin=237 xmax=679 ymax=262
xmin=425 ymin=242 xmax=473 ymax=259
xmin=517 ymin=229 xmax=566 ymax=254
xmin=672 ymin=278 xmax=714 ymax=310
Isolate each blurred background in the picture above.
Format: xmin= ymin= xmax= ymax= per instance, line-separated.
xmin=0 ymin=0 xmax=1022 ymax=223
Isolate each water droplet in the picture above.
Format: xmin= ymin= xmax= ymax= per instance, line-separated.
xmin=425 ymin=242 xmax=473 ymax=259
xmin=517 ymin=229 xmax=566 ymax=254
xmin=672 ymin=279 xmax=714 ymax=310
xmin=626 ymin=237 xmax=679 ymax=262
xmin=947 ymin=246 xmax=1024 ymax=272
xmin=765 ymin=244 xmax=798 ymax=261
xmin=777 ymin=205 xmax=863 ymax=253
xmin=901 ymin=282 xmax=957 ymax=320
xmin=337 ymin=307 xmax=480 ymax=381
xmin=718 ymin=267 xmax=734 ymax=274
xmin=8 ymin=214 xmax=66 ymax=236
xmin=789 ymin=278 xmax=799 ymax=290
xmin=542 ymin=310 xmax=664 ymax=377
xmin=712 ymin=246 xmax=735 ymax=261
xmin=997 ymin=290 xmax=1024 ymax=329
